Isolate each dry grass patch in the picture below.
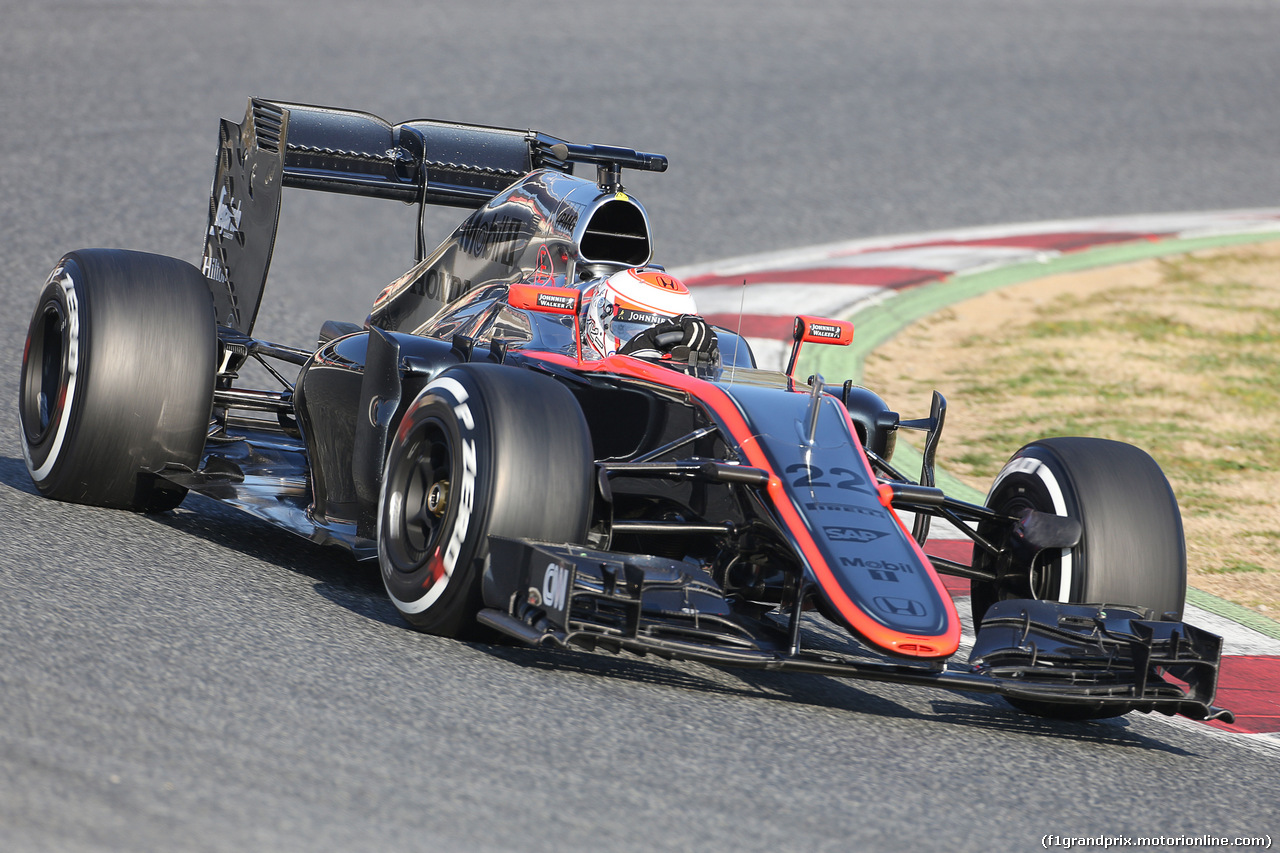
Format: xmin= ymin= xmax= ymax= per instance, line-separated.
xmin=864 ymin=242 xmax=1280 ymax=614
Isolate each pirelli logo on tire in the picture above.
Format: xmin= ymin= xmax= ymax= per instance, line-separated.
xmin=434 ymin=378 xmax=478 ymax=579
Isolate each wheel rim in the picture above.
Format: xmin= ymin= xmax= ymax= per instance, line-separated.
xmin=997 ymin=488 xmax=1067 ymax=602
xmin=384 ymin=419 xmax=453 ymax=572
xmin=21 ymin=300 xmax=68 ymax=446
xmin=976 ymin=473 xmax=1073 ymax=611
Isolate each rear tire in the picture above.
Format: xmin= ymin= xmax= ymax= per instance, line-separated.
xmin=378 ymin=363 xmax=594 ymax=638
xmin=972 ymin=437 xmax=1186 ymax=720
xmin=19 ymin=249 xmax=217 ymax=511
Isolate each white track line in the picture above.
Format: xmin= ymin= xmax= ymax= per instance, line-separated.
xmin=674 ymin=208 xmax=1280 ymax=371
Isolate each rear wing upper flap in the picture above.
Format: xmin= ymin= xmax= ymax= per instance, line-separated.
xmin=201 ymin=97 xmax=667 ymax=335
xmin=264 ymin=96 xmax=669 ymax=208
xmin=280 ymin=101 xmax=563 ymax=207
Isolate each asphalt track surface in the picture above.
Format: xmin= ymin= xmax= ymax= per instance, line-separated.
xmin=3 ymin=1 xmax=1280 ymax=850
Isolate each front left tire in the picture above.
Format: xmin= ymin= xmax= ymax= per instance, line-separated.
xmin=378 ymin=363 xmax=594 ymax=638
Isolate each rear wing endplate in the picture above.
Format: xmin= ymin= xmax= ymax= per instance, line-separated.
xmin=201 ymin=97 xmax=666 ymax=334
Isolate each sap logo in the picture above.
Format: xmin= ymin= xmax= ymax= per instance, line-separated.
xmin=873 ymin=596 xmax=927 ymax=617
xmin=542 ymin=563 xmax=569 ymax=611
xmin=805 ymin=501 xmax=879 ymax=517
xmin=839 ymin=556 xmax=916 ymax=574
xmin=823 ymin=527 xmax=887 ymax=544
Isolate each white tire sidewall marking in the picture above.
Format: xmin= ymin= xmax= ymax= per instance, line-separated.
xmin=987 ymin=454 xmax=1074 ymax=602
xmin=24 ymin=267 xmax=80 ymax=482
xmin=379 ymin=375 xmax=476 ymax=615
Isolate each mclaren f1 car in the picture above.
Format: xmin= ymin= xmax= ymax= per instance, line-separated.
xmin=19 ymin=98 xmax=1232 ymax=723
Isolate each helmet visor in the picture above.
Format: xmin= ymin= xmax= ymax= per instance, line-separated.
xmin=611 ymin=306 xmax=673 ymax=350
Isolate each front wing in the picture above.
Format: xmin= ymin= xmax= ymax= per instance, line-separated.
xmin=479 ymin=538 xmax=1233 ymax=723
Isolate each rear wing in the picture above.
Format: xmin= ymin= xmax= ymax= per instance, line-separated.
xmin=201 ymin=97 xmax=666 ymax=334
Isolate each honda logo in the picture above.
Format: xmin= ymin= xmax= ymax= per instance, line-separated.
xmin=873 ymin=596 xmax=927 ymax=617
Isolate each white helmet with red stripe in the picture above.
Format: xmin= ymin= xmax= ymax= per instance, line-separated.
xmin=580 ymin=268 xmax=698 ymax=359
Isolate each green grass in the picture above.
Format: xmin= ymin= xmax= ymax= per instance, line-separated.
xmin=859 ymin=238 xmax=1280 ymax=614
xmin=912 ymin=247 xmax=1280 ymax=524
xmin=1203 ymin=562 xmax=1269 ymax=575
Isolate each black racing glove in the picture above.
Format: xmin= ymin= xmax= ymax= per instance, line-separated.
xmin=620 ymin=314 xmax=720 ymax=366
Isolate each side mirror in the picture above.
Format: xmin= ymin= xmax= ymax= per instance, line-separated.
xmin=786 ymin=315 xmax=854 ymax=377
xmin=509 ymin=283 xmax=584 ymax=361
xmin=508 ymin=283 xmax=580 ymax=315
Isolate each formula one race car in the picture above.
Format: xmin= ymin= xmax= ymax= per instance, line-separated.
xmin=19 ymin=98 xmax=1232 ymax=722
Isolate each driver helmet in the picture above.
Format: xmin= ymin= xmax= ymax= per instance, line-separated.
xmin=580 ymin=268 xmax=698 ymax=359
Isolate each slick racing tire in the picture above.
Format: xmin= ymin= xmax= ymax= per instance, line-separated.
xmin=972 ymin=437 xmax=1186 ymax=720
xmin=19 ymin=249 xmax=217 ymax=511
xmin=378 ymin=363 xmax=594 ymax=638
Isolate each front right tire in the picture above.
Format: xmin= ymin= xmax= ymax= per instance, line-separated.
xmin=972 ymin=436 xmax=1187 ymax=720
